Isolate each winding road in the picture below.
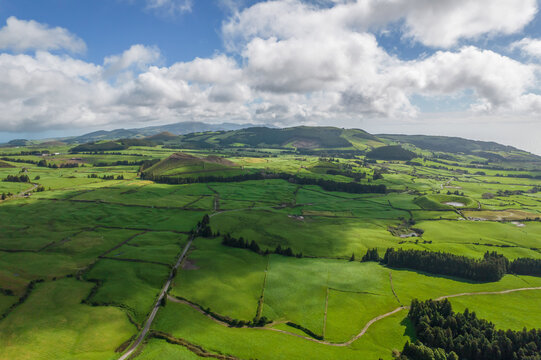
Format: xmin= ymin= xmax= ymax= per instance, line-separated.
xmin=168 ymin=286 xmax=541 ymax=348
xmin=118 ymin=231 xmax=196 ymax=360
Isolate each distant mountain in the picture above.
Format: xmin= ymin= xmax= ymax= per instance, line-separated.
xmin=65 ymin=121 xmax=263 ymax=144
xmin=7 ymin=139 xmax=30 ymax=146
xmin=377 ymin=134 xmax=540 ymax=162
xmin=169 ymin=126 xmax=385 ymax=150
xmin=3 ymin=122 xmax=537 ymax=162
xmin=377 ymin=134 xmax=517 ymax=154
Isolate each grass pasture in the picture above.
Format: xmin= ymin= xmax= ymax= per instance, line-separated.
xmin=85 ymin=259 xmax=170 ymax=324
xmin=171 ymin=237 xmax=267 ymax=321
xmin=0 ymin=139 xmax=540 ymax=359
xmin=0 ymin=278 xmax=134 ymax=360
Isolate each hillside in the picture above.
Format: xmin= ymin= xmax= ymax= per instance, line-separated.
xmin=143 ymin=152 xmax=245 ymax=178
xmin=378 ymin=134 xmax=540 ymax=161
xmin=366 ymin=145 xmax=416 ymax=161
xmin=169 ymin=126 xmax=386 ymax=150
xmin=64 ymin=121 xmax=261 ymax=144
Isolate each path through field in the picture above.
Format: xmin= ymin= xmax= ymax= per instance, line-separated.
xmin=167 ymin=286 xmax=541 ymax=348
xmin=118 ymin=230 xmax=197 ymax=360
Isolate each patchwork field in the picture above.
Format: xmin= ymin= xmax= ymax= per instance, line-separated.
xmin=0 ymin=131 xmax=540 ymax=359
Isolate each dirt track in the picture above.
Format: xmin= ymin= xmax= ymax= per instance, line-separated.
xmin=118 ymin=232 xmax=197 ymax=360
xmin=167 ymin=286 xmax=541 ymax=347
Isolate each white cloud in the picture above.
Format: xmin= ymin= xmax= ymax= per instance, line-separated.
xmin=511 ymin=37 xmax=541 ymax=59
xmin=0 ymin=16 xmax=86 ymax=53
xmin=0 ymin=3 xmax=540 ymax=139
xmin=396 ymin=0 xmax=537 ymax=48
xmin=396 ymin=47 xmax=539 ymax=111
xmin=104 ymin=44 xmax=161 ymax=76
xmin=223 ymin=0 xmax=537 ymax=49
xmin=145 ymin=0 xmax=192 ymax=15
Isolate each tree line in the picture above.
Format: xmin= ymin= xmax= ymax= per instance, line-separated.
xmin=509 ymin=257 xmax=541 ymax=276
xmin=94 ymin=160 xmax=148 ymax=167
xmin=199 ymin=211 xmax=541 ymax=283
xmin=38 ymin=160 xmax=80 ymax=168
xmin=87 ymin=174 xmax=124 ymax=180
xmin=141 ymin=171 xmax=387 ymax=194
xmin=0 ymin=157 xmax=40 ymax=165
xmin=3 ymin=174 xmax=30 ymax=183
xmin=381 ymin=248 xmax=508 ymax=282
xmin=397 ymin=298 xmax=541 ymax=360
xmin=221 ymin=233 xmax=303 ymax=258
xmin=358 ymin=248 xmax=541 ymax=282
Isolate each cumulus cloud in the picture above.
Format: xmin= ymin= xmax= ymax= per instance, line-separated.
xmin=511 ymin=37 xmax=541 ymax=59
xmin=104 ymin=44 xmax=161 ymax=76
xmin=0 ymin=16 xmax=86 ymax=53
xmin=223 ymin=0 xmax=537 ymax=49
xmin=0 ymin=1 xmax=540 ymax=135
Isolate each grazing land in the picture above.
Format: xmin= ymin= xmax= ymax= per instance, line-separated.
xmin=0 ymin=126 xmax=540 ymax=359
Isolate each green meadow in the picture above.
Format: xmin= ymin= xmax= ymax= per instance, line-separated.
xmin=0 ymin=134 xmax=540 ymax=359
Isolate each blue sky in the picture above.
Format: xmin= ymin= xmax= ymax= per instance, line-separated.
xmin=0 ymin=0 xmax=225 ymax=63
xmin=0 ymin=0 xmax=540 ymax=154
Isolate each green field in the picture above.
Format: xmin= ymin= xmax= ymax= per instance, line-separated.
xmin=0 ymin=128 xmax=540 ymax=359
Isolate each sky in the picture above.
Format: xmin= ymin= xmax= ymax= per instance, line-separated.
xmin=0 ymin=0 xmax=540 ymax=154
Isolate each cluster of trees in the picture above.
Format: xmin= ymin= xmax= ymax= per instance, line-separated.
xmin=0 ymin=288 xmax=14 ymax=296
xmin=509 ymin=257 xmax=541 ymax=276
xmin=361 ymin=248 xmax=380 ymax=262
xmin=446 ymin=190 xmax=465 ymax=196
xmin=37 ymin=160 xmax=80 ymax=168
xmin=0 ymin=150 xmax=48 ymax=156
xmin=94 ymin=160 xmax=148 ymax=167
xmin=382 ymin=249 xmax=509 ymax=282
xmin=362 ymin=248 xmax=541 ymax=282
xmin=495 ymin=173 xmax=541 ymax=180
xmin=87 ymin=174 xmax=123 ymax=180
xmin=3 ymin=174 xmax=30 ymax=183
xmin=222 ymin=234 xmax=261 ymax=253
xmin=398 ymin=299 xmax=541 ymax=360
xmin=221 ymin=233 xmax=302 ymax=258
xmin=274 ymin=244 xmax=302 ymax=258
xmin=0 ymin=157 xmax=38 ymax=165
xmin=496 ymin=189 xmax=525 ymax=197
xmin=1 ymin=192 xmax=13 ymax=200
xmin=141 ymin=171 xmax=387 ymax=194
xmin=197 ymin=214 xmax=212 ymax=237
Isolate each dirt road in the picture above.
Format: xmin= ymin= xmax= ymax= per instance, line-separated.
xmin=118 ymin=232 xmax=196 ymax=360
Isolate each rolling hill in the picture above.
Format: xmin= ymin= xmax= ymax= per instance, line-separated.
xmin=64 ymin=121 xmax=262 ymax=144
xmin=143 ymin=152 xmax=245 ymax=178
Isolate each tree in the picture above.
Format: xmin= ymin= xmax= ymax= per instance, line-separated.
xmin=1 ymin=192 xmax=5 ymax=200
xmin=349 ymin=253 xmax=355 ymax=261
xmin=361 ymin=248 xmax=380 ymax=262
xmin=249 ymin=240 xmax=261 ymax=254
